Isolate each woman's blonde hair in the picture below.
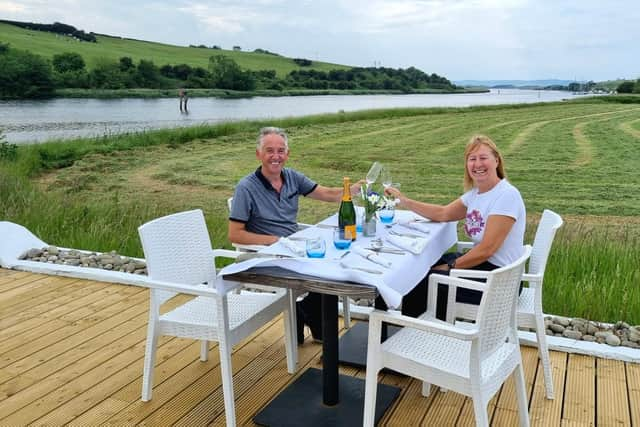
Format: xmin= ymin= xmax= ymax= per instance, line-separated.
xmin=463 ymin=135 xmax=507 ymax=191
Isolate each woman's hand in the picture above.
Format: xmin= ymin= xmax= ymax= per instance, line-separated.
xmin=384 ymin=186 xmax=405 ymax=207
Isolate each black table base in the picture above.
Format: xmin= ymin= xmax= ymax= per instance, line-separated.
xmin=253 ymin=368 xmax=400 ymax=427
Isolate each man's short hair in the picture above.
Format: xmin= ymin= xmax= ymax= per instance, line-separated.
xmin=257 ymin=127 xmax=288 ymax=150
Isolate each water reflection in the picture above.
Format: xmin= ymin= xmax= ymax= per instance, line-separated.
xmin=0 ymin=90 xmax=595 ymax=144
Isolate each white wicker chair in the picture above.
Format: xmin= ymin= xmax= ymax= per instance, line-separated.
xmin=138 ymin=209 xmax=297 ymax=427
xmin=226 ymin=196 xmax=352 ymax=329
xmin=363 ymin=246 xmax=532 ymax=427
xmin=451 ymin=209 xmax=563 ymax=399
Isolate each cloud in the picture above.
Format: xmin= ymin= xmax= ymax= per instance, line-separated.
xmin=0 ymin=1 xmax=27 ymax=13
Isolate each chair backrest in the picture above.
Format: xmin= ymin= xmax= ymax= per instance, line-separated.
xmin=227 ymin=197 xmax=233 ymax=212
xmin=138 ymin=209 xmax=216 ymax=304
xmin=476 ymin=245 xmax=532 ymax=356
xmin=528 ymin=209 xmax=563 ymax=277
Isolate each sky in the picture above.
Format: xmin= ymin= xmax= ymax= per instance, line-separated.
xmin=1 ymin=0 xmax=639 ymax=81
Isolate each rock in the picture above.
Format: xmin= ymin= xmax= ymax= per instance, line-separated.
xmin=605 ymin=333 xmax=621 ymax=346
xmin=582 ymin=335 xmax=597 ymax=342
xmin=46 ymin=246 xmax=59 ymax=255
xmin=65 ymin=259 xmax=80 ymax=266
xmin=586 ymin=322 xmax=599 ymax=335
xmin=622 ymin=340 xmax=640 ymax=349
xmin=563 ymin=330 xmax=583 ymax=340
xmin=629 ymin=328 xmax=640 ymax=343
xmin=549 ymin=324 xmax=565 ymax=333
xmin=27 ymin=248 xmax=43 ymax=258
xmin=554 ymin=316 xmax=571 ymax=327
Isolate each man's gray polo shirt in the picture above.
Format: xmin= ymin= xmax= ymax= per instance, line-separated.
xmin=230 ymin=167 xmax=318 ymax=237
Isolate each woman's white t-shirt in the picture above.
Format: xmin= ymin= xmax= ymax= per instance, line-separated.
xmin=459 ymin=179 xmax=525 ymax=266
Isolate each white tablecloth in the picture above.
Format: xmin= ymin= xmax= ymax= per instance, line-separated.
xmin=220 ymin=210 xmax=457 ymax=309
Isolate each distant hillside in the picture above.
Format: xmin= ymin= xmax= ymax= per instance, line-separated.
xmin=0 ymin=21 xmax=349 ymax=77
xmin=454 ymin=79 xmax=577 ymax=88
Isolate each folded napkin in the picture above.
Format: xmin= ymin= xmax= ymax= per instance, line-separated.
xmin=387 ymin=234 xmax=428 ymax=255
xmin=279 ymin=237 xmax=306 ymax=257
xmin=352 ymin=246 xmax=392 ymax=268
xmin=400 ymin=219 xmax=431 ymax=234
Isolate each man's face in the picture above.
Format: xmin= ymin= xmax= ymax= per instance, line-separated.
xmin=256 ymin=133 xmax=289 ymax=176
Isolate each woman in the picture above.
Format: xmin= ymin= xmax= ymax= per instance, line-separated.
xmin=384 ymin=135 xmax=526 ymax=319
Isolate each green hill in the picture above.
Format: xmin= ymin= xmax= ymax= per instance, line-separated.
xmin=0 ymin=22 xmax=350 ymax=77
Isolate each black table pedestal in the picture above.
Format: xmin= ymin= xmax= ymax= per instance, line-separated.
xmin=253 ymin=294 xmax=400 ymax=426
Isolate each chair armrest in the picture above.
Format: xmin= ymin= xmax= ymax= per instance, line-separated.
xmin=369 ymin=309 xmax=478 ymax=341
xmin=427 ymin=273 xmax=488 ymax=322
xmin=212 ymin=249 xmax=243 ymax=259
xmin=456 ymin=240 xmax=474 ymax=252
xmin=297 ymin=222 xmax=312 ymax=230
xmin=145 ymin=278 xmax=222 ymax=297
xmin=449 ymin=269 xmax=490 ymax=279
xmin=429 ymin=273 xmax=488 ymax=293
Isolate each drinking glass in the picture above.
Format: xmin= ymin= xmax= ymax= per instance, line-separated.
xmin=366 ymin=161 xmax=383 ymax=185
xmin=381 ymin=168 xmax=393 ymax=189
xmin=355 ymin=206 xmax=365 ymax=233
xmin=306 ymin=236 xmax=326 ymax=258
xmin=378 ymin=205 xmax=395 ymax=227
xmin=333 ymin=228 xmax=352 ymax=250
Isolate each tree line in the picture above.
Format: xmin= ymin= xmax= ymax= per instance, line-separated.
xmin=0 ymin=19 xmax=96 ymax=42
xmin=0 ymin=43 xmax=457 ymax=99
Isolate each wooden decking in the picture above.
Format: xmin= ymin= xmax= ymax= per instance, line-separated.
xmin=1 ymin=268 xmax=638 ymax=426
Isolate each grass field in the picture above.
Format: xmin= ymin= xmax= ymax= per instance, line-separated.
xmin=1 ymin=97 xmax=640 ymax=324
xmin=0 ymin=22 xmax=349 ymax=77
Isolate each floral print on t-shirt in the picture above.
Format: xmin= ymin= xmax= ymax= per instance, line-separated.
xmin=464 ymin=209 xmax=485 ymax=237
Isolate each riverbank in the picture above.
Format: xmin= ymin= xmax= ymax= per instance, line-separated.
xmin=54 ymin=87 xmax=489 ymax=99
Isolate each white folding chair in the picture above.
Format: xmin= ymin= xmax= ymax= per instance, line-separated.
xmin=363 ymin=246 xmax=532 ymax=427
xmin=451 ymin=209 xmax=563 ymax=399
xmin=227 ymin=196 xmax=352 ymax=329
xmin=138 ymin=209 xmax=296 ymax=427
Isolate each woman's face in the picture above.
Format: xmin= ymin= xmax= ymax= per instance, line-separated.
xmin=466 ymin=144 xmax=499 ymax=186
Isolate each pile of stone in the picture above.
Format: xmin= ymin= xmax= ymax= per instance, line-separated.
xmin=19 ymin=246 xmax=147 ymax=275
xmin=545 ymin=316 xmax=640 ymax=349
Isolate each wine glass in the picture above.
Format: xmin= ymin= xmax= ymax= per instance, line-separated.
xmin=366 ymin=161 xmax=382 ymax=185
xmin=381 ymin=168 xmax=392 ymax=190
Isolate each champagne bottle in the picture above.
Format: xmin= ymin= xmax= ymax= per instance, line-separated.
xmin=338 ymin=177 xmax=357 ymax=241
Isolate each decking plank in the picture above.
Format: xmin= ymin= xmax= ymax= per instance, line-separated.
xmin=0 ymin=291 xmax=148 ymax=371
xmin=529 ymin=351 xmax=567 ymax=427
xmin=562 ymin=353 xmax=595 ymax=425
xmin=597 ymin=358 xmax=631 ymax=426
xmin=492 ymin=346 xmax=540 ymax=425
xmin=114 ymin=321 xmax=284 ymax=426
xmin=627 ymin=363 xmax=640 ymax=426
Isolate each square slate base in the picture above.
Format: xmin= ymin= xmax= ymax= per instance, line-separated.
xmin=253 ymin=368 xmax=400 ymax=427
xmin=338 ymin=321 xmax=401 ymax=368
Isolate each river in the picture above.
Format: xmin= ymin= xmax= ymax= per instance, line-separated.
xmin=0 ymin=89 xmax=595 ymax=144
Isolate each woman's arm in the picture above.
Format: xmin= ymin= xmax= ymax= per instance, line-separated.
xmin=436 ymin=214 xmax=515 ymax=270
xmin=385 ymin=187 xmax=467 ymax=222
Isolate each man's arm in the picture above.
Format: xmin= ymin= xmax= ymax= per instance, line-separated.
xmin=228 ymin=220 xmax=279 ymax=245
xmin=307 ymin=180 xmax=364 ymax=203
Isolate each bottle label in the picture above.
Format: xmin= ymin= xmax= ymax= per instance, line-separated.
xmin=344 ymin=225 xmax=356 ymax=241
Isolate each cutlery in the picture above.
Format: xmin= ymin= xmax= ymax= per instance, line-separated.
xmin=339 ymin=262 xmax=383 ymax=275
xmin=316 ymin=224 xmax=337 ymax=229
xmin=367 ymin=247 xmax=406 ymax=255
xmin=288 ymin=236 xmax=309 ymax=241
xmin=236 ymin=252 xmax=296 ymax=262
xmin=390 ymin=230 xmax=425 ymax=239
xmin=333 ymin=250 xmax=351 ymax=260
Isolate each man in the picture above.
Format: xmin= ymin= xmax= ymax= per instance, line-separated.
xmin=229 ymin=127 xmax=361 ymax=343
